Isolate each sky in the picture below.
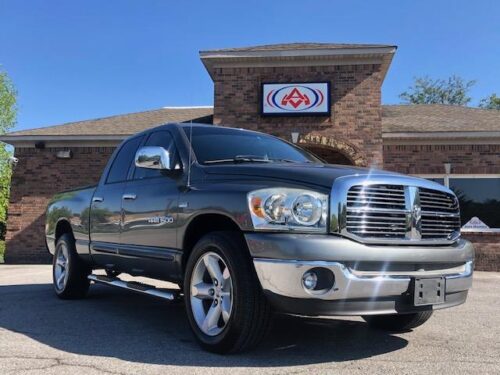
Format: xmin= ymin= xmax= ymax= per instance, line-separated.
xmin=1 ymin=0 xmax=499 ymax=132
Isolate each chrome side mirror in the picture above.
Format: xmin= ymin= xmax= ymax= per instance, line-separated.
xmin=135 ymin=146 xmax=173 ymax=170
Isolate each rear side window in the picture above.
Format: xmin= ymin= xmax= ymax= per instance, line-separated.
xmin=133 ymin=130 xmax=178 ymax=180
xmin=106 ymin=136 xmax=143 ymax=184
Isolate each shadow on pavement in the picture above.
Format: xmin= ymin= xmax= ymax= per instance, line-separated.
xmin=0 ymin=283 xmax=408 ymax=367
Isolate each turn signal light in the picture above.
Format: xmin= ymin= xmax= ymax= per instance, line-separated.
xmin=250 ymin=196 xmax=265 ymax=218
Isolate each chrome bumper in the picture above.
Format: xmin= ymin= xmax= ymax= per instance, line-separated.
xmin=254 ymin=258 xmax=473 ymax=315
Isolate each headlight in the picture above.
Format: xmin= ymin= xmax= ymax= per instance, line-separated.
xmin=248 ymin=188 xmax=328 ymax=232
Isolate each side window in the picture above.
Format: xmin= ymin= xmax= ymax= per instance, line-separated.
xmin=106 ymin=136 xmax=143 ymax=184
xmin=133 ymin=130 xmax=178 ymax=180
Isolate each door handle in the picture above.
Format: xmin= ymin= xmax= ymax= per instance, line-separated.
xmin=92 ymin=196 xmax=104 ymax=203
xmin=122 ymin=193 xmax=137 ymax=200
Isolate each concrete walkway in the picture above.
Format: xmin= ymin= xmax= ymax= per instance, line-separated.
xmin=0 ymin=265 xmax=499 ymax=374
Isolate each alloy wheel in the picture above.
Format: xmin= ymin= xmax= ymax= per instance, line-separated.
xmin=54 ymin=243 xmax=69 ymax=291
xmin=190 ymin=251 xmax=233 ymax=336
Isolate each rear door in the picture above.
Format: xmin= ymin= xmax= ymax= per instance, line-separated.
xmin=89 ymin=135 xmax=143 ymax=268
xmin=118 ymin=130 xmax=182 ymax=278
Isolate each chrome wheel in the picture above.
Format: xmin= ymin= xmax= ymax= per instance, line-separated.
xmin=54 ymin=243 xmax=69 ymax=291
xmin=190 ymin=252 xmax=233 ymax=336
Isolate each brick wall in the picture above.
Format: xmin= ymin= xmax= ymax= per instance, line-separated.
xmin=462 ymin=233 xmax=500 ymax=272
xmin=383 ymin=144 xmax=500 ymax=174
xmin=213 ymin=64 xmax=384 ymax=167
xmin=5 ymin=146 xmax=115 ymax=263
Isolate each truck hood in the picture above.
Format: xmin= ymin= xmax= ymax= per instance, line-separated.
xmin=202 ymin=163 xmax=399 ymax=188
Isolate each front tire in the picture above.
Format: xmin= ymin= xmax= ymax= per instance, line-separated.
xmin=362 ymin=311 xmax=433 ymax=332
xmin=53 ymin=233 xmax=91 ymax=299
xmin=184 ymin=231 xmax=272 ymax=354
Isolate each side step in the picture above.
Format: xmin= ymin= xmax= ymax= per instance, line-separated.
xmin=88 ymin=274 xmax=180 ymax=301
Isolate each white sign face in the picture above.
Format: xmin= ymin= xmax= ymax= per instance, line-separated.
xmin=462 ymin=216 xmax=489 ymax=230
xmin=262 ymin=82 xmax=330 ymax=115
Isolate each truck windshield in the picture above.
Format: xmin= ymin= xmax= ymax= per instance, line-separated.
xmin=183 ymin=126 xmax=321 ymax=165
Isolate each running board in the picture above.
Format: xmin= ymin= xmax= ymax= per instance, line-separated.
xmin=88 ymin=274 xmax=180 ymax=301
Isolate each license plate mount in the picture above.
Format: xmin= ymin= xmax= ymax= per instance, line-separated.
xmin=413 ymin=277 xmax=445 ymax=306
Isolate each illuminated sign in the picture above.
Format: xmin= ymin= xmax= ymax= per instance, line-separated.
xmin=262 ymin=82 xmax=330 ymax=116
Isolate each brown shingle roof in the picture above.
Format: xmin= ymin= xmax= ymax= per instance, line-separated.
xmin=1 ymin=104 xmax=499 ymax=141
xmin=201 ymin=43 xmax=396 ymax=53
xmin=6 ymin=107 xmax=213 ymax=137
xmin=382 ymin=104 xmax=500 ymax=133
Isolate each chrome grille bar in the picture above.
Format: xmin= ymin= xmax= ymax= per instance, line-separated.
xmin=345 ymin=184 xmax=407 ymax=240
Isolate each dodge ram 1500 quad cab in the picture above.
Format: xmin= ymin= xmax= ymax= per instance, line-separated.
xmin=46 ymin=123 xmax=474 ymax=353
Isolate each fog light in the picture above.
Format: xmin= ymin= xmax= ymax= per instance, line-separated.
xmin=302 ymin=271 xmax=318 ymax=290
xmin=302 ymin=267 xmax=336 ymax=295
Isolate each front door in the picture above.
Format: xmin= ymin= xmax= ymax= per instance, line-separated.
xmin=119 ymin=130 xmax=181 ymax=279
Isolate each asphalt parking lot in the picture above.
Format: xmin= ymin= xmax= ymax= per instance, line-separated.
xmin=0 ymin=265 xmax=499 ymax=374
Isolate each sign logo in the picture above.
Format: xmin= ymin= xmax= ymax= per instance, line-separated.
xmin=280 ymin=87 xmax=312 ymax=108
xmin=262 ymin=82 xmax=330 ymax=115
xmin=462 ymin=216 xmax=489 ymax=230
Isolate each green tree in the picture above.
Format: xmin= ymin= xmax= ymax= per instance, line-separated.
xmin=399 ymin=75 xmax=476 ymax=106
xmin=479 ymin=93 xmax=500 ymax=110
xmin=0 ymin=70 xmax=17 ymax=253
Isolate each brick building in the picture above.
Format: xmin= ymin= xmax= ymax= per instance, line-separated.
xmin=1 ymin=43 xmax=499 ymax=270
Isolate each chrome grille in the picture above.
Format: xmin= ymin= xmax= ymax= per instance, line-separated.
xmin=419 ymin=188 xmax=459 ymax=213
xmin=346 ymin=185 xmax=407 ymax=239
xmin=341 ymin=182 xmax=461 ymax=243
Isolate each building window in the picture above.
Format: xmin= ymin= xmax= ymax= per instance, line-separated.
xmin=417 ymin=175 xmax=500 ymax=232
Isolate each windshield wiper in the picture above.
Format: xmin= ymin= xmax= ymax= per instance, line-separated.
xmin=204 ymin=155 xmax=273 ymax=165
xmin=267 ymin=158 xmax=308 ymax=163
xmin=204 ymin=155 xmax=312 ymax=165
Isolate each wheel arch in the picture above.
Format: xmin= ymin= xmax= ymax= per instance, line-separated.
xmin=181 ymin=213 xmax=245 ymax=271
xmin=55 ymin=218 xmax=74 ymax=244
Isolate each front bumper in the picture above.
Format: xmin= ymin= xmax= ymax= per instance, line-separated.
xmin=246 ymin=233 xmax=474 ymax=316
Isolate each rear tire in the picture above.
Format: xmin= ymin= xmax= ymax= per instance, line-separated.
xmin=362 ymin=311 xmax=433 ymax=331
xmin=184 ymin=231 xmax=272 ymax=354
xmin=53 ymin=233 xmax=91 ymax=299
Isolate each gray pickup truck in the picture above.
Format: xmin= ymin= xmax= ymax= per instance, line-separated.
xmin=46 ymin=123 xmax=474 ymax=353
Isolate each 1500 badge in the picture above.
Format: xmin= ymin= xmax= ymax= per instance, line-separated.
xmin=147 ymin=216 xmax=174 ymax=224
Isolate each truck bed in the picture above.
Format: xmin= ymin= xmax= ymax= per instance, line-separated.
xmin=45 ymin=185 xmax=97 ymax=256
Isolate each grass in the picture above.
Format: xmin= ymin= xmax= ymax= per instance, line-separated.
xmin=0 ymin=240 xmax=4 ymax=263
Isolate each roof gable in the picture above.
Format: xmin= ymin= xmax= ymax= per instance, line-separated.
xmin=200 ymin=43 xmax=396 ymax=53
